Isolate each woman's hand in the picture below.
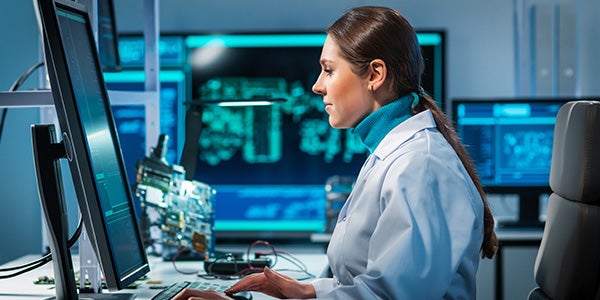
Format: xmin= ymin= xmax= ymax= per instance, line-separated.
xmin=225 ymin=267 xmax=316 ymax=299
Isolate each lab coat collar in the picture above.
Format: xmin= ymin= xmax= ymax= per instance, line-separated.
xmin=372 ymin=109 xmax=437 ymax=161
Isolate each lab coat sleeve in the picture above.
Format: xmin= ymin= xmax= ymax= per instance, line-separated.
xmin=317 ymin=150 xmax=481 ymax=299
xmin=311 ymin=278 xmax=336 ymax=297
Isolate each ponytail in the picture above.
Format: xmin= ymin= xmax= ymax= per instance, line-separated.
xmin=413 ymin=93 xmax=499 ymax=259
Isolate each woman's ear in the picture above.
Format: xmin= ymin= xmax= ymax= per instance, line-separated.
xmin=367 ymin=59 xmax=387 ymax=92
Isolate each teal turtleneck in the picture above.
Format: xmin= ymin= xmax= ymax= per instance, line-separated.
xmin=352 ymin=93 xmax=418 ymax=153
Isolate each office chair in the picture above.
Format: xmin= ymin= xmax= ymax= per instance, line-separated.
xmin=528 ymin=100 xmax=600 ymax=300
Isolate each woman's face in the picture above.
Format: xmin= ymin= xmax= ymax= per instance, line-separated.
xmin=312 ymin=36 xmax=375 ymax=129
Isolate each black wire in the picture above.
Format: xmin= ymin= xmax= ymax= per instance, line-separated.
xmin=171 ymin=247 xmax=202 ymax=275
xmin=1 ymin=61 xmax=85 ymax=279
xmin=8 ymin=61 xmax=45 ymax=92
xmin=0 ymin=217 xmax=83 ymax=279
xmin=0 ymin=253 xmax=50 ymax=273
xmin=0 ymin=257 xmax=51 ymax=279
xmin=0 ymin=109 xmax=7 ymax=142
xmin=0 ymin=61 xmax=45 ymax=144
xmin=0 ymin=61 xmax=51 ymax=279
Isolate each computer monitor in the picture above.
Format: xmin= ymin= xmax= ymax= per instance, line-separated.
xmin=97 ymin=0 xmax=121 ymax=72
xmin=117 ymin=34 xmax=187 ymax=68
xmin=35 ymin=0 xmax=149 ymax=298
xmin=105 ymin=34 xmax=188 ymax=196
xmin=451 ymin=98 xmax=576 ymax=227
xmin=185 ymin=31 xmax=445 ymax=238
xmin=418 ymin=30 xmax=446 ymax=108
xmin=105 ymin=70 xmax=188 ymax=191
xmin=187 ymin=30 xmax=445 ymax=107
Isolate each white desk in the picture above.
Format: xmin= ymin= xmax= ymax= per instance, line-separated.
xmin=0 ymin=253 xmax=329 ymax=300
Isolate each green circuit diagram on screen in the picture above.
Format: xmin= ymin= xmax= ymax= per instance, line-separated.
xmin=197 ymin=77 xmax=367 ymax=166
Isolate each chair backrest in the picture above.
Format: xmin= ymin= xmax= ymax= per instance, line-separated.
xmin=532 ymin=100 xmax=600 ymax=299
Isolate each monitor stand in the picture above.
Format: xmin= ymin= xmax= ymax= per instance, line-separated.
xmin=32 ymin=124 xmax=134 ymax=300
xmin=496 ymin=191 xmax=546 ymax=228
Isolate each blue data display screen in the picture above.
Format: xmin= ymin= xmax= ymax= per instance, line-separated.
xmin=455 ymin=101 xmax=564 ymax=187
xmin=213 ymin=185 xmax=326 ymax=232
xmin=105 ymin=71 xmax=185 ymax=187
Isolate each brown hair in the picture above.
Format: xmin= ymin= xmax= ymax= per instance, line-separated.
xmin=328 ymin=6 xmax=498 ymax=259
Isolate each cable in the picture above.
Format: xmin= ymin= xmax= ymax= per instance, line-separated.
xmin=8 ymin=61 xmax=45 ymax=92
xmin=0 ymin=217 xmax=83 ymax=279
xmin=0 ymin=61 xmax=51 ymax=279
xmin=197 ymin=240 xmax=316 ymax=281
xmin=207 ymin=240 xmax=277 ymax=278
xmin=171 ymin=247 xmax=202 ymax=275
xmin=0 ymin=61 xmax=45 ymax=144
xmin=0 ymin=217 xmax=82 ymax=274
xmin=245 ymin=240 xmax=278 ymax=273
xmin=194 ymin=240 xmax=277 ymax=280
xmin=255 ymin=249 xmax=316 ymax=281
xmin=172 ymin=239 xmax=316 ymax=281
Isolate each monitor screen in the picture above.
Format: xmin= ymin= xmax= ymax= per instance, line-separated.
xmin=187 ymin=31 xmax=445 ymax=107
xmin=104 ymin=70 xmax=187 ymax=191
xmin=37 ymin=0 xmax=149 ymax=291
xmin=97 ymin=0 xmax=121 ymax=72
xmin=451 ymin=98 xmax=572 ymax=226
xmin=185 ymin=31 xmax=445 ymax=237
xmin=117 ymin=34 xmax=187 ymax=68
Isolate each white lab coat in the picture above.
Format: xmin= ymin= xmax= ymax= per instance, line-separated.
xmin=311 ymin=110 xmax=484 ymax=299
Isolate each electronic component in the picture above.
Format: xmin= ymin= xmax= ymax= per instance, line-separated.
xmin=135 ymin=134 xmax=216 ymax=260
xmin=203 ymin=257 xmax=272 ymax=276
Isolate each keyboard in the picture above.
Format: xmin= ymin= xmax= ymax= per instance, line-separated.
xmin=151 ymin=280 xmax=252 ymax=300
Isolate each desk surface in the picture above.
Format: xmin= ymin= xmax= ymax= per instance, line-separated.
xmin=2 ymin=228 xmax=543 ymax=300
xmin=0 ymin=253 xmax=329 ymax=300
xmin=494 ymin=227 xmax=544 ymax=242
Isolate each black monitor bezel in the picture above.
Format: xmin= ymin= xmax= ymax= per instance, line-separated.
xmin=416 ymin=29 xmax=446 ymax=110
xmin=37 ymin=0 xmax=149 ymax=290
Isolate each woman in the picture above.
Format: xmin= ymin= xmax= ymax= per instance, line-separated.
xmin=175 ymin=6 xmax=497 ymax=299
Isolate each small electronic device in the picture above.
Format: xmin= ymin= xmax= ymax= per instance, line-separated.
xmin=135 ymin=134 xmax=216 ymax=260
xmin=203 ymin=257 xmax=272 ymax=276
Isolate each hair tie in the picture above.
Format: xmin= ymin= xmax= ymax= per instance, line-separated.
xmin=418 ymin=86 xmax=426 ymax=97
xmin=411 ymin=92 xmax=419 ymax=109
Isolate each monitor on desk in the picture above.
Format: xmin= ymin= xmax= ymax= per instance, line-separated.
xmin=184 ymin=30 xmax=446 ymax=239
xmin=104 ymin=70 xmax=188 ymax=192
xmin=451 ymin=98 xmax=576 ymax=227
xmin=35 ymin=0 xmax=149 ymax=297
xmin=97 ymin=0 xmax=121 ymax=72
